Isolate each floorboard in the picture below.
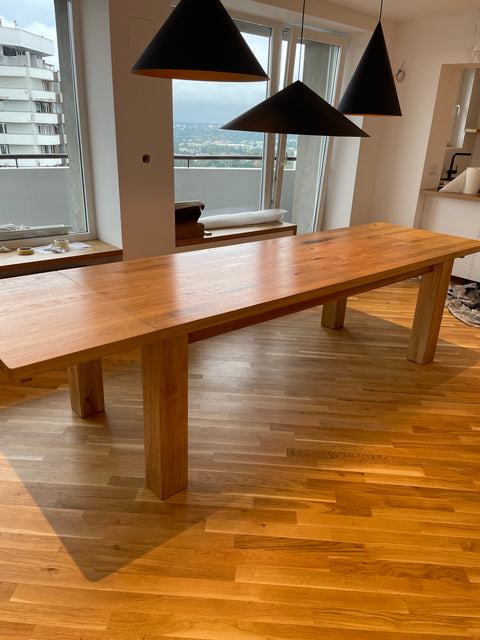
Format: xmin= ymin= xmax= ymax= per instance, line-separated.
xmin=1 ymin=279 xmax=480 ymax=639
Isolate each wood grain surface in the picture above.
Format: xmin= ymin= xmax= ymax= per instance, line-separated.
xmin=142 ymin=336 xmax=189 ymax=499
xmin=0 ymin=272 xmax=158 ymax=379
xmin=1 ymin=224 xmax=480 ymax=381
xmin=0 ymin=279 xmax=480 ymax=638
xmin=62 ymin=223 xmax=480 ymax=340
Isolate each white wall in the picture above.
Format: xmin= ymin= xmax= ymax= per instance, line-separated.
xmin=321 ymin=28 xmax=371 ymax=230
xmin=76 ymin=0 xmax=480 ymax=254
xmin=75 ymin=0 xmax=384 ymax=257
xmin=108 ymin=0 xmax=175 ymax=260
xmin=76 ymin=0 xmax=175 ymax=260
xmin=350 ymin=13 xmax=480 ymax=230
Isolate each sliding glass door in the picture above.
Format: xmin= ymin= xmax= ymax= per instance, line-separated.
xmin=172 ymin=20 xmax=271 ymax=217
xmin=172 ymin=13 xmax=346 ymax=232
xmin=274 ymin=27 xmax=345 ymax=233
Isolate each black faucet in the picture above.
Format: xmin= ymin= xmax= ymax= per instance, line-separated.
xmin=446 ymin=152 xmax=471 ymax=180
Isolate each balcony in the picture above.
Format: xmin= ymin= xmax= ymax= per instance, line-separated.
xmin=36 ymin=134 xmax=61 ymax=146
xmin=0 ymin=56 xmax=55 ymax=75
xmin=0 ymin=158 xmax=71 ymax=241
xmin=30 ymin=89 xmax=59 ymax=102
xmin=174 ymin=155 xmax=296 ymax=220
xmin=0 ymin=110 xmax=34 ymax=123
xmin=0 ymin=87 xmax=29 ymax=101
xmin=0 ymin=65 xmax=27 ymax=78
xmin=0 ymin=153 xmax=67 ymax=168
xmin=29 ymin=58 xmax=55 ymax=72
xmin=0 ymin=133 xmax=60 ymax=147
xmin=27 ymin=66 xmax=56 ymax=81
xmin=0 ymin=154 xmax=295 ymax=238
xmin=0 ymin=133 xmax=36 ymax=145
xmin=33 ymin=113 xmax=63 ymax=125
xmin=0 ymin=54 xmax=29 ymax=68
xmin=0 ymin=27 xmax=55 ymax=59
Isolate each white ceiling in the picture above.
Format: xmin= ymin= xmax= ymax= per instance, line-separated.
xmin=334 ymin=0 xmax=480 ymax=22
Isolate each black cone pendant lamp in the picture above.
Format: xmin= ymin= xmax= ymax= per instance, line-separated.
xmin=131 ymin=0 xmax=268 ymax=82
xmin=338 ymin=1 xmax=401 ymax=116
xmin=222 ymin=80 xmax=368 ymax=137
xmin=221 ymin=0 xmax=368 ymax=137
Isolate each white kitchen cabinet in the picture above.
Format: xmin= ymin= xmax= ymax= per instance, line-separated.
xmin=419 ymin=190 xmax=480 ymax=281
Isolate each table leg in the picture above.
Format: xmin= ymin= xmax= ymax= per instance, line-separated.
xmin=322 ymin=298 xmax=347 ymax=329
xmin=408 ymin=259 xmax=453 ymax=365
xmin=68 ymin=359 xmax=105 ymax=417
xmin=142 ymin=335 xmax=188 ymax=500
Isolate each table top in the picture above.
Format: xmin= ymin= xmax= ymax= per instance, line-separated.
xmin=63 ymin=222 xmax=480 ymax=332
xmin=1 ymin=223 xmax=480 ymax=379
xmin=0 ymin=271 xmax=158 ymax=379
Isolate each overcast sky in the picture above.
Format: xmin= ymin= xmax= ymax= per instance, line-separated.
xmin=0 ymin=0 xmax=270 ymax=124
xmin=0 ymin=0 xmax=58 ymax=67
xmin=0 ymin=0 xmax=56 ymax=40
xmin=0 ymin=0 xmax=54 ymax=26
xmin=172 ymin=30 xmax=269 ymax=124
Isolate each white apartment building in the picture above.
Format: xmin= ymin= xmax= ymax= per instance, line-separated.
xmin=0 ymin=23 xmax=65 ymax=167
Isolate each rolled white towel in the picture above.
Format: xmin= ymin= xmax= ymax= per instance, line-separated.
xmin=464 ymin=167 xmax=480 ymax=194
xmin=440 ymin=171 xmax=466 ymax=193
xmin=201 ymin=208 xmax=286 ymax=230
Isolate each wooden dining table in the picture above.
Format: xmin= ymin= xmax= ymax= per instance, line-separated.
xmin=2 ymin=222 xmax=480 ymax=500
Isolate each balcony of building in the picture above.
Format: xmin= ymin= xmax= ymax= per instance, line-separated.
xmin=174 ymin=155 xmax=295 ymax=221
xmin=0 ymin=62 xmax=55 ymax=81
xmin=33 ymin=113 xmax=64 ymax=125
xmin=28 ymin=66 xmax=56 ymax=81
xmin=0 ymin=154 xmax=296 ymax=236
xmin=0 ymin=26 xmax=55 ymax=59
xmin=0 ymin=87 xmax=29 ymax=100
xmin=0 ymin=111 xmax=64 ymax=125
xmin=0 ymin=110 xmax=34 ymax=123
xmin=0 ymin=132 xmax=38 ymax=146
xmin=0 ymin=54 xmax=53 ymax=71
xmin=35 ymin=134 xmax=61 ymax=146
xmin=30 ymin=89 xmax=59 ymax=103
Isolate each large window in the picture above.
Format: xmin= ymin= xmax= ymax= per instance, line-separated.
xmin=173 ymin=20 xmax=271 ymax=217
xmin=172 ymin=13 xmax=346 ymax=233
xmin=0 ymin=0 xmax=88 ymax=241
xmin=275 ymin=28 xmax=342 ymax=233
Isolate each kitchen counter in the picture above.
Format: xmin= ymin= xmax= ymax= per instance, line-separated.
xmin=419 ymin=189 xmax=480 ymax=281
xmin=421 ymin=188 xmax=480 ymax=202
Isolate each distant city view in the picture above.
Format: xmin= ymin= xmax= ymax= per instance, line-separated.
xmin=173 ymin=122 xmax=298 ymax=169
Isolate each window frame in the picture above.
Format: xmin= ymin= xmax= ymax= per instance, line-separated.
xmin=68 ymin=0 xmax=96 ymax=242
xmin=272 ymin=25 xmax=347 ymax=232
xmin=173 ymin=6 xmax=348 ymax=226
xmin=0 ymin=0 xmax=96 ymax=247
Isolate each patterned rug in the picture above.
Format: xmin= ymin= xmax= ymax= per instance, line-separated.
xmin=446 ymin=281 xmax=480 ymax=327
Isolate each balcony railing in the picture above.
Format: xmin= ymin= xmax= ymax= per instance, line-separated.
xmin=174 ymin=154 xmax=297 ymax=167
xmin=0 ymin=55 xmax=55 ymax=71
xmin=0 ymin=153 xmax=68 ymax=167
xmin=0 ymin=152 xmax=295 ymax=169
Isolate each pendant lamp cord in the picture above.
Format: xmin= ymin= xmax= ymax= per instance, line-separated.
xmin=297 ymin=0 xmax=306 ymax=81
xmin=379 ymin=0 xmax=384 ymax=22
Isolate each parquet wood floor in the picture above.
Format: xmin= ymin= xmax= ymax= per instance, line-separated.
xmin=1 ymin=278 xmax=480 ymax=639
